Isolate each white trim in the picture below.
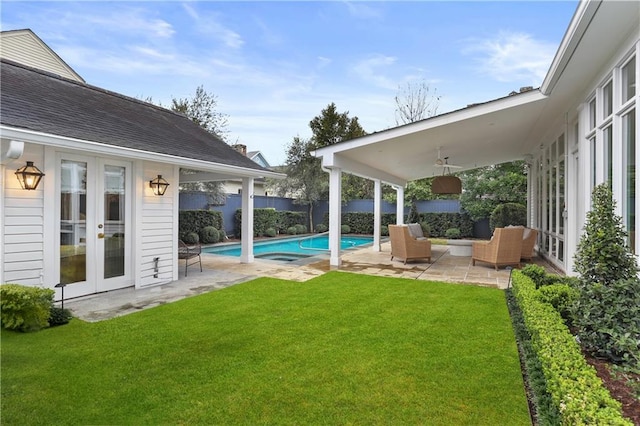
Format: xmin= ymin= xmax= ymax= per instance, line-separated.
xmin=372 ymin=179 xmax=382 ymax=252
xmin=240 ymin=177 xmax=254 ymax=263
xmin=328 ymin=168 xmax=342 ymax=267
xmin=0 ymin=126 xmax=284 ymax=180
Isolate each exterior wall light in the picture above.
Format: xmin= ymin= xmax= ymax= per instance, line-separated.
xmin=149 ymin=174 xmax=170 ymax=196
xmin=15 ymin=161 xmax=45 ymax=190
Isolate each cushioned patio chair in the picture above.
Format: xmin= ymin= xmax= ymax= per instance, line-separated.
xmin=178 ymin=239 xmax=202 ymax=277
xmin=471 ymin=227 xmax=524 ymax=270
xmin=389 ymin=224 xmax=431 ymax=264
xmin=521 ymin=228 xmax=538 ymax=261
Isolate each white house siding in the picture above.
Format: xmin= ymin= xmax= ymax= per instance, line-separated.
xmin=138 ymin=163 xmax=177 ymax=287
xmin=0 ymin=31 xmax=83 ymax=82
xmin=0 ymin=142 xmax=46 ymax=285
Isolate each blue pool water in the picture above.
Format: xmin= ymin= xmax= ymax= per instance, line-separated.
xmin=203 ymin=235 xmax=373 ymax=260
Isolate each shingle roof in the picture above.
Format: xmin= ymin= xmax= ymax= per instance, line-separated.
xmin=0 ymin=59 xmax=268 ymax=172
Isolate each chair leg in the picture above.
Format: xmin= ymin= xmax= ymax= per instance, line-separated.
xmin=185 ymin=259 xmax=188 ymax=277
xmin=198 ymin=255 xmax=202 ymax=272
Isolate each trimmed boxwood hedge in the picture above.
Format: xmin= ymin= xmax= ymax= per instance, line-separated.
xmin=321 ymin=212 xmax=474 ymax=237
xmin=234 ymin=209 xmax=307 ymax=238
xmin=179 ymin=210 xmax=223 ymax=240
xmin=511 ymin=271 xmax=631 ymax=425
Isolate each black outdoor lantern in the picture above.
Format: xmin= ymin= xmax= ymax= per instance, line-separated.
xmin=15 ymin=161 xmax=45 ymax=190
xmin=149 ymin=175 xmax=170 ymax=196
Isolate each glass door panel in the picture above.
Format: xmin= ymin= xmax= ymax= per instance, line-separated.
xmin=59 ymin=160 xmax=87 ymax=284
xmin=103 ymin=165 xmax=126 ymax=279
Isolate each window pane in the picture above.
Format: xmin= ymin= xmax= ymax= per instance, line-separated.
xmin=104 ymin=165 xmax=126 ymax=279
xmin=622 ymin=57 xmax=636 ymax=103
xmin=604 ymin=125 xmax=613 ymax=187
xmin=60 ymin=160 xmax=87 ymax=284
xmin=603 ymin=80 xmax=613 ymax=118
xmin=590 ymin=136 xmax=597 ymax=191
xmin=623 ymin=111 xmax=636 ymax=253
xmin=589 ymin=98 xmax=597 ymax=129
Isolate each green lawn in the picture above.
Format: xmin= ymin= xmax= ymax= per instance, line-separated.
xmin=1 ymin=271 xmax=530 ymax=425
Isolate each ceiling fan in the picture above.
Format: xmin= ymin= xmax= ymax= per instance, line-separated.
xmin=433 ymin=148 xmax=462 ymax=169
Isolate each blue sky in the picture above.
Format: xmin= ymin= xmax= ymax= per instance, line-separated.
xmin=1 ymin=1 xmax=579 ymax=166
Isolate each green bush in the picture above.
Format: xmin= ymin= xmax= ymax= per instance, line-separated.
xmin=324 ymin=212 xmax=473 ymax=237
xmin=445 ymin=228 xmax=461 ymax=239
xmin=287 ymin=226 xmax=298 ymax=235
xmin=315 ymin=223 xmax=328 ymax=233
xmin=0 ymin=284 xmax=55 ymax=332
xmin=420 ymin=222 xmax=430 ymax=238
xmin=341 ymin=225 xmax=351 ymax=234
xmin=264 ymin=227 xmax=277 ymax=237
xmin=521 ymin=264 xmax=551 ymax=288
xmin=234 ymin=209 xmax=307 ymax=238
xmin=49 ymin=306 xmax=73 ymax=327
xmin=572 ymin=183 xmax=640 ymax=366
xmin=294 ymin=224 xmax=307 ymax=234
xmin=537 ymin=284 xmax=579 ymax=322
xmin=179 ymin=210 xmax=223 ymax=239
xmin=489 ymin=203 xmax=526 ymax=231
xmin=511 ymin=272 xmax=631 ymax=425
xmin=380 ymin=225 xmax=389 ymax=236
xmin=200 ymin=226 xmax=220 ymax=244
xmin=183 ymin=232 xmax=199 ymax=244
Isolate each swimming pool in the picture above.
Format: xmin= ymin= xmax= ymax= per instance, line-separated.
xmin=203 ymin=234 xmax=373 ymax=261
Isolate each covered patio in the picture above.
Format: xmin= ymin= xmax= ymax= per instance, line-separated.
xmin=65 ymin=242 xmax=558 ymax=322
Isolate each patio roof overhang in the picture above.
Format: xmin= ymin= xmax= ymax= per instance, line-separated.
xmin=312 ymin=89 xmax=548 ymax=186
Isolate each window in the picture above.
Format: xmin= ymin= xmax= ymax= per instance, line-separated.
xmin=622 ymin=57 xmax=636 ymax=104
xmin=603 ymin=80 xmax=613 ymax=118
xmin=589 ymin=98 xmax=597 ymax=129
xmin=604 ymin=125 xmax=613 ymax=187
xmin=623 ymin=110 xmax=636 ymax=253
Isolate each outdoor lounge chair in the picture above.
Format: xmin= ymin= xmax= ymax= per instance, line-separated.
xmin=389 ymin=224 xmax=431 ymax=264
xmin=471 ymin=227 xmax=524 ymax=270
xmin=178 ymin=239 xmax=202 ymax=277
xmin=521 ymin=228 xmax=538 ymax=261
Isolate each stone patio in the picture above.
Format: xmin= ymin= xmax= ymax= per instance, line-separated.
xmin=65 ymin=242 xmax=559 ymax=322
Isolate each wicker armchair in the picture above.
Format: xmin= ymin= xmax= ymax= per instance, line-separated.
xmin=521 ymin=228 xmax=538 ymax=261
xmin=389 ymin=224 xmax=431 ymax=264
xmin=471 ymin=227 xmax=524 ymax=270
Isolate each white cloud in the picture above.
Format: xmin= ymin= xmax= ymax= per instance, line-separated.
xmin=350 ymin=54 xmax=399 ymax=90
xmin=463 ymin=31 xmax=556 ymax=84
xmin=182 ymin=3 xmax=243 ymax=49
xmin=343 ymin=1 xmax=383 ymax=20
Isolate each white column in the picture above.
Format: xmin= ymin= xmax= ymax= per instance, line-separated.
xmin=372 ymin=179 xmax=382 ymax=252
xmin=395 ymin=186 xmax=404 ymax=224
xmin=328 ymin=167 xmax=342 ymax=267
xmin=240 ymin=177 xmax=254 ymax=263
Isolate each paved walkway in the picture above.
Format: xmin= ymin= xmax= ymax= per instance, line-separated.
xmin=65 ymin=242 xmax=558 ymax=322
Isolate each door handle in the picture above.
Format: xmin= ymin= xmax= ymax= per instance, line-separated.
xmin=98 ymin=233 xmax=105 ymax=239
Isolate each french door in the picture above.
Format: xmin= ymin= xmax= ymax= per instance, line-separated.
xmin=58 ymin=154 xmax=132 ymax=298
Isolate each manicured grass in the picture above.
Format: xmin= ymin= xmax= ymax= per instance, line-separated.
xmin=1 ymin=271 xmax=529 ymax=425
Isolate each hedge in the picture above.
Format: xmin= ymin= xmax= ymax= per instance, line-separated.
xmin=321 ymin=212 xmax=473 ymax=237
xmin=511 ymin=271 xmax=631 ymax=425
xmin=234 ymin=209 xmax=307 ymax=238
xmin=179 ymin=210 xmax=223 ymax=240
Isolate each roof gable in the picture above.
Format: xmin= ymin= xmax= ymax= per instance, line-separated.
xmin=0 ymin=59 xmax=269 ymax=173
xmin=0 ymin=29 xmax=85 ymax=83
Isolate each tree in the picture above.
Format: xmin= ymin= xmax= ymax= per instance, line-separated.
xmin=458 ymin=161 xmax=528 ymax=220
xmin=171 ymin=86 xmax=229 ymax=200
xmin=394 ymin=80 xmax=441 ymax=125
xmin=171 ymin=85 xmax=229 ymax=142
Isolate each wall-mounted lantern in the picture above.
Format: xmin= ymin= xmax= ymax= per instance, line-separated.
xmin=15 ymin=161 xmax=45 ymax=190
xmin=149 ymin=174 xmax=170 ymax=196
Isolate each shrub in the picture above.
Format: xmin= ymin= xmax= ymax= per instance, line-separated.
xmin=407 ymin=201 xmax=420 ymax=224
xmin=521 ymin=264 xmax=551 ymax=288
xmin=49 ymin=306 xmax=73 ymax=327
xmin=511 ymin=272 xmax=631 ymax=425
xmin=420 ymin=222 xmax=430 ymax=238
xmin=0 ymin=284 xmax=55 ymax=332
xmin=537 ymin=284 xmax=579 ymax=322
xmin=489 ymin=202 xmax=526 ymax=231
xmin=200 ymin=226 xmax=220 ymax=244
xmin=287 ymin=226 xmax=298 ymax=235
xmin=572 ymin=183 xmax=640 ymax=365
xmin=264 ymin=227 xmax=277 ymax=237
xmin=315 ymin=223 xmax=328 ymax=233
xmin=445 ymin=228 xmax=461 ymax=239
xmin=179 ymin=210 xmax=223 ymax=237
xmin=380 ymin=225 xmax=389 ymax=236
xmin=294 ymin=224 xmax=307 ymax=234
xmin=183 ymin=232 xmax=199 ymax=244
xmin=341 ymin=224 xmax=351 ymax=234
